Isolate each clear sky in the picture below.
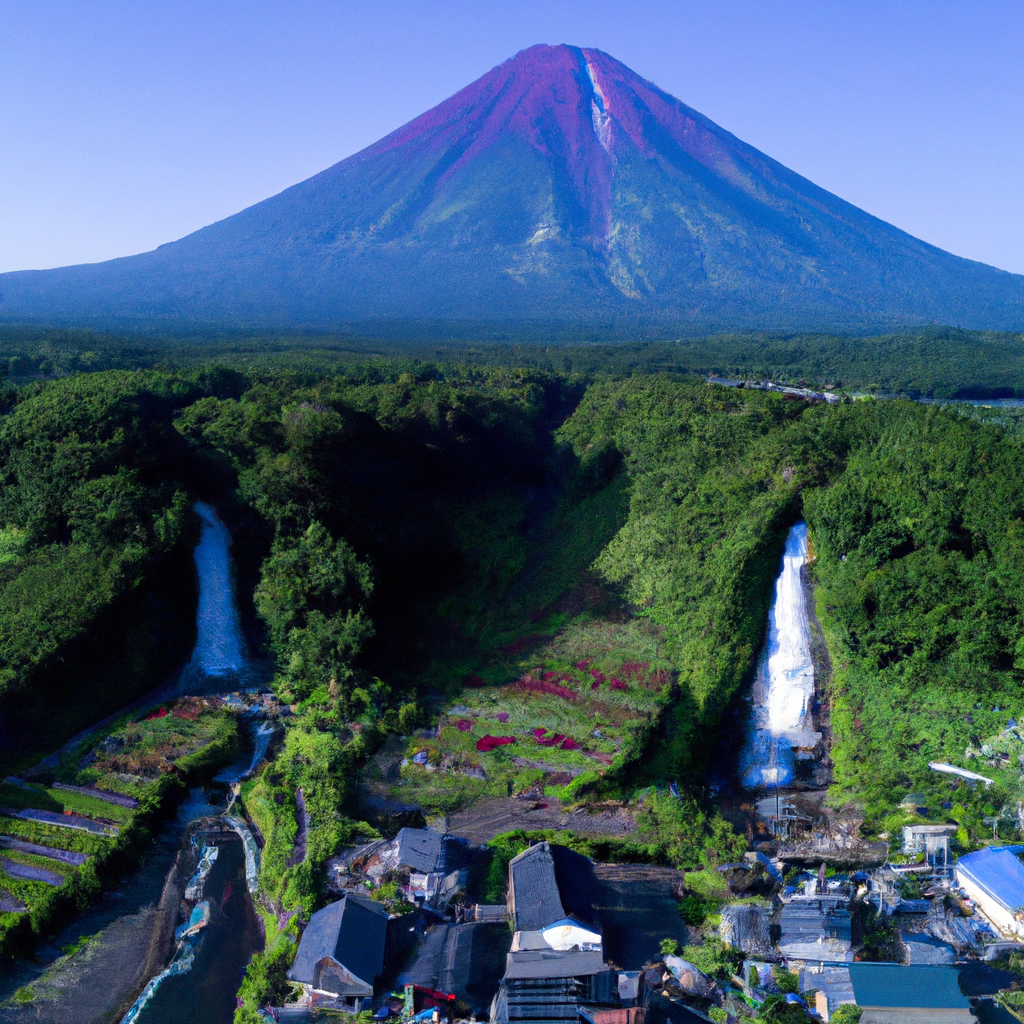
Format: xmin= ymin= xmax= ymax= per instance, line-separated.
xmin=2 ymin=0 xmax=1022 ymax=275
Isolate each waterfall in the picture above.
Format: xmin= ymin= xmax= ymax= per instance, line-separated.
xmin=740 ymin=521 xmax=819 ymax=789
xmin=188 ymin=502 xmax=245 ymax=677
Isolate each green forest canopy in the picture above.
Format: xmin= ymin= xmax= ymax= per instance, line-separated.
xmin=1 ymin=359 xmax=1023 ymax=858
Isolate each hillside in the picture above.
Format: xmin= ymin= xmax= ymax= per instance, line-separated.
xmin=1 ymin=44 xmax=1023 ymax=332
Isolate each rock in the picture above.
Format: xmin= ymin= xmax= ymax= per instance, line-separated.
xmin=663 ymin=956 xmax=717 ymax=999
xmin=720 ymin=903 xmax=772 ymax=955
xmin=719 ymin=861 xmax=776 ymax=896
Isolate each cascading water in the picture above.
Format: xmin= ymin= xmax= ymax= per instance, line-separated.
xmin=118 ymin=504 xmax=264 ymax=1024
xmin=739 ymin=521 xmax=820 ymax=790
xmin=189 ymin=502 xmax=245 ymax=677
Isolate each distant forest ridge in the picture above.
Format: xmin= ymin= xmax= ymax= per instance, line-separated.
xmin=2 ymin=323 xmax=1024 ymax=398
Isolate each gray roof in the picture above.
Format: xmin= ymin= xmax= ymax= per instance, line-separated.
xmin=288 ymin=895 xmax=389 ymax=989
xmin=504 ymin=949 xmax=607 ymax=980
xmin=395 ymin=828 xmax=446 ymax=874
xmin=779 ymin=899 xmax=852 ymax=943
xmin=847 ymin=964 xmax=969 ymax=1009
xmin=509 ymin=843 xmax=565 ymax=932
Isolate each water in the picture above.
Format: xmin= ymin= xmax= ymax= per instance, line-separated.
xmin=122 ymin=503 xmax=264 ymax=1022
xmin=130 ymin=830 xmax=262 ymax=1024
xmin=739 ymin=522 xmax=820 ymax=789
xmin=189 ymin=502 xmax=245 ymax=677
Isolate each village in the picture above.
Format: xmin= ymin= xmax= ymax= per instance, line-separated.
xmin=266 ymin=809 xmax=1024 ymax=1024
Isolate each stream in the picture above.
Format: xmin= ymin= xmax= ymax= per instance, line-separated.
xmin=0 ymin=504 xmax=267 ymax=1024
xmin=119 ymin=503 xmax=265 ymax=1024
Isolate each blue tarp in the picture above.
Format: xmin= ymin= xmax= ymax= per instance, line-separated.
xmin=957 ymin=847 xmax=1024 ymax=914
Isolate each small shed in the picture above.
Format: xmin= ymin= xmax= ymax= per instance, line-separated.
xmin=955 ymin=846 xmax=1024 ymax=939
xmin=902 ymin=824 xmax=956 ymax=863
xmin=288 ymin=895 xmax=389 ymax=1008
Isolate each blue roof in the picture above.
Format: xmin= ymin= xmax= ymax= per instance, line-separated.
xmin=957 ymin=847 xmax=1024 ymax=914
xmin=847 ymin=964 xmax=968 ymax=1009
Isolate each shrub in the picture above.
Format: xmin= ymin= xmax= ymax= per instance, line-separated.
xmin=775 ymin=968 xmax=799 ymax=994
xmin=830 ymin=1007 xmax=863 ymax=1024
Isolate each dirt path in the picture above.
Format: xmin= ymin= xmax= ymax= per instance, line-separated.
xmin=448 ymin=796 xmax=636 ymax=846
xmin=286 ymin=788 xmax=307 ymax=867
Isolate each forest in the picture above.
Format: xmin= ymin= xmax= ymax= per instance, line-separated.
xmin=2 ymin=343 xmax=1024 ymax=1018
xmin=4 ymin=321 xmax=1024 ymax=398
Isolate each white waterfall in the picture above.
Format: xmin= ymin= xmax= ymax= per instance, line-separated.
xmin=189 ymin=502 xmax=245 ymax=676
xmin=740 ymin=521 xmax=820 ymax=789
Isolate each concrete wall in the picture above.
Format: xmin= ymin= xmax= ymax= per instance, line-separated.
xmin=861 ymin=1008 xmax=972 ymax=1024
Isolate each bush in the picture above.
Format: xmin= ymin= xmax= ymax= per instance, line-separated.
xmin=830 ymin=1006 xmax=862 ymax=1024
xmin=682 ymin=937 xmax=742 ymax=980
xmin=678 ymin=892 xmax=718 ymax=927
xmin=775 ymin=968 xmax=799 ymax=994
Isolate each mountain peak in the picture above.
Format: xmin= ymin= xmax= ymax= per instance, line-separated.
xmin=1 ymin=46 xmax=1022 ymax=332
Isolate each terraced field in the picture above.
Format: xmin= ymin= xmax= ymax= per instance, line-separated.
xmin=0 ymin=697 xmax=238 ymax=954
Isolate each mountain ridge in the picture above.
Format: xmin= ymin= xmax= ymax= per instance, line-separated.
xmin=2 ymin=43 xmax=1023 ymax=333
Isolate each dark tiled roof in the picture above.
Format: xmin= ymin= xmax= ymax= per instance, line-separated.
xmin=396 ymin=828 xmax=445 ymax=874
xmin=847 ymin=964 xmax=969 ymax=1009
xmin=288 ymin=895 xmax=389 ymax=988
xmin=510 ymin=843 xmax=565 ymax=931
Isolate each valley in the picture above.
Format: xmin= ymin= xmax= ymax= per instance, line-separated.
xmin=1 ymin=354 xmax=1024 ymax=1022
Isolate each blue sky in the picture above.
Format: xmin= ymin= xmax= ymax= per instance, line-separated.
xmin=2 ymin=0 xmax=1022 ymax=275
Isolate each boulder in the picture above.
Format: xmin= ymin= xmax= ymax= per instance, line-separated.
xmin=663 ymin=956 xmax=717 ymax=999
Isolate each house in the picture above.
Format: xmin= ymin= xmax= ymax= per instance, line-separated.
xmin=955 ymin=845 xmax=1024 ymax=939
xmin=494 ymin=843 xmax=623 ymax=1024
xmin=777 ymin=896 xmax=853 ymax=961
xmin=327 ymin=827 xmax=467 ymax=899
xmin=288 ymin=895 xmax=389 ymax=1009
xmin=492 ymin=949 xmax=614 ymax=1024
xmin=846 ymin=963 xmax=971 ymax=1023
xmin=800 ymin=965 xmax=856 ymax=1021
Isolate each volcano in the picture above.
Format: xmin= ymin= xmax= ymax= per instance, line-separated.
xmin=2 ymin=44 xmax=1022 ymax=332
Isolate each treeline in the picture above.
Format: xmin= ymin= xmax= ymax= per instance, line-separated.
xmin=5 ymin=321 xmax=1024 ymax=397
xmin=804 ymin=400 xmax=1024 ymax=841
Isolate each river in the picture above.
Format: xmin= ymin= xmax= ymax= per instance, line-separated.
xmin=119 ymin=503 xmax=264 ymax=1024
xmin=0 ymin=503 xmax=266 ymax=1024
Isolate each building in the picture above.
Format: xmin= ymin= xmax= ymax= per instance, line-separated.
xmin=803 ymin=964 xmax=971 ymax=1023
xmin=955 ymin=845 xmax=1024 ymax=938
xmin=494 ymin=843 xmax=625 ymax=1024
xmin=901 ymin=824 xmax=956 ymax=868
xmin=846 ymin=964 xmax=971 ymax=1023
xmin=288 ymin=895 xmax=389 ymax=1009
xmin=801 ymin=965 xmax=856 ymax=1022
xmin=777 ymin=897 xmax=853 ymax=961
xmin=494 ymin=949 xmax=613 ymax=1024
